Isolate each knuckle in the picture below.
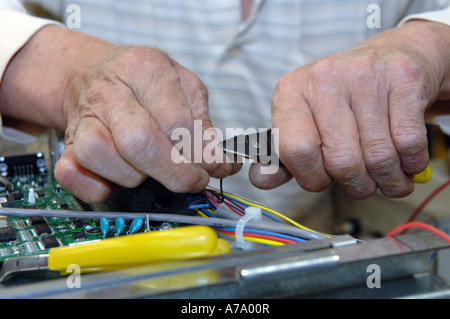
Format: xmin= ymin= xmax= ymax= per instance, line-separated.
xmin=365 ymin=152 xmax=399 ymax=177
xmin=392 ymin=129 xmax=427 ymax=158
xmin=117 ymin=128 xmax=153 ymax=159
xmin=323 ymin=149 xmax=377 ymax=199
xmin=73 ymin=127 xmax=104 ymax=164
xmin=324 ymin=151 xmax=372 ymax=193
xmin=114 ymin=47 xmax=175 ymax=81
xmin=393 ymin=131 xmax=429 ymax=172
xmin=350 ymin=56 xmax=380 ymax=84
xmin=115 ymin=47 xmax=151 ymax=69
xmin=275 ymin=72 xmax=298 ymax=94
xmin=389 ymin=56 xmax=424 ymax=83
xmin=85 ymin=85 xmax=107 ymax=105
xmin=158 ymin=111 xmax=192 ymax=136
xmin=280 ymin=137 xmax=319 ymax=165
xmin=362 ymin=141 xmax=399 ymax=175
xmin=324 ymin=150 xmax=359 ymax=174
xmin=307 ymin=58 xmax=341 ymax=91
xmin=272 ymin=73 xmax=298 ymax=108
xmin=388 ymin=57 xmax=432 ymax=104
xmin=192 ymin=80 xmax=209 ymax=104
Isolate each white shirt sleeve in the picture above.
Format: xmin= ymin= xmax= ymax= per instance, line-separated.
xmin=399 ymin=5 xmax=450 ymax=26
xmin=0 ymin=0 xmax=63 ymax=143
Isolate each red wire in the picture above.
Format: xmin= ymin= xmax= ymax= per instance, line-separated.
xmin=203 ymin=191 xmax=219 ymax=208
xmin=386 ymin=222 xmax=450 ymax=243
xmin=223 ymin=201 xmax=244 ymax=216
xmin=215 ymin=229 xmax=296 ymax=244
xmin=407 ymin=179 xmax=450 ymax=223
xmin=204 ymin=190 xmax=244 ymax=216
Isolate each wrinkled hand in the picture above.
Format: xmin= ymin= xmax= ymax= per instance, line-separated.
xmin=250 ymin=20 xmax=450 ymax=199
xmin=54 ymin=46 xmax=237 ymax=203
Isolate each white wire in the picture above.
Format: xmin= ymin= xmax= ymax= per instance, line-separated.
xmin=0 ymin=207 xmax=326 ymax=240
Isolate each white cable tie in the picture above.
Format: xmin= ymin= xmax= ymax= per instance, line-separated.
xmin=234 ymin=206 xmax=262 ymax=250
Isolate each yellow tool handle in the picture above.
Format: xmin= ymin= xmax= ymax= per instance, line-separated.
xmin=48 ymin=225 xmax=227 ymax=272
xmin=411 ymin=165 xmax=432 ymax=184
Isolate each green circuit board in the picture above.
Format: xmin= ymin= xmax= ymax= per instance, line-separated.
xmin=0 ymin=154 xmax=177 ymax=263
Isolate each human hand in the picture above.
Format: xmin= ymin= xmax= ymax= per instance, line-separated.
xmin=0 ymin=26 xmax=238 ymax=203
xmin=56 ymin=46 xmax=240 ymax=202
xmin=250 ymin=20 xmax=450 ymax=199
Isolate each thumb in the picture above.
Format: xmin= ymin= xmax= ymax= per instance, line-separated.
xmin=54 ymin=144 xmax=114 ymax=203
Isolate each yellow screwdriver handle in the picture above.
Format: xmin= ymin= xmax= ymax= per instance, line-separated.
xmin=411 ymin=165 xmax=432 ymax=184
xmin=48 ymin=225 xmax=227 ymax=272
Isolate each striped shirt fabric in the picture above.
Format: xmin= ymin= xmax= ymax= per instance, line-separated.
xmin=9 ymin=0 xmax=450 ymax=216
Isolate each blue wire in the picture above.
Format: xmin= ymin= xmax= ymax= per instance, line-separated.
xmin=188 ymin=198 xmax=206 ymax=205
xmin=205 ymin=196 xmax=219 ymax=209
xmin=197 ymin=194 xmax=308 ymax=243
xmin=189 ymin=204 xmax=210 ymax=209
xmin=201 ymin=192 xmax=284 ymax=225
xmin=200 ymin=208 xmax=218 ymax=218
xmin=222 ymin=200 xmax=245 ymax=214
xmin=226 ymin=196 xmax=249 ymax=207
xmin=224 ymin=196 xmax=283 ymax=224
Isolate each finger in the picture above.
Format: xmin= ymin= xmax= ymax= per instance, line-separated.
xmin=54 ymin=144 xmax=115 ymax=203
xmin=105 ymin=92 xmax=210 ymax=193
xmin=249 ymin=162 xmax=293 ymax=189
xmin=271 ymin=73 xmax=333 ymax=192
xmin=306 ymin=66 xmax=376 ymax=199
xmin=171 ymin=61 xmax=236 ymax=178
xmin=122 ymin=52 xmax=233 ymax=179
xmin=350 ymin=73 xmax=413 ymax=198
xmin=388 ymin=63 xmax=430 ymax=177
xmin=72 ymin=116 xmax=147 ymax=188
xmin=229 ymin=161 xmax=243 ymax=176
xmin=113 ymin=48 xmax=197 ymax=136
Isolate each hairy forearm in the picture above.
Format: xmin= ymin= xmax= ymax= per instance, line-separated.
xmin=0 ymin=25 xmax=113 ymax=130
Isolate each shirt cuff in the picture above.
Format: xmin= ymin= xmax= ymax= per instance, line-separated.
xmin=0 ymin=10 xmax=63 ymax=84
xmin=0 ymin=9 xmax=63 ymax=142
xmin=398 ymin=6 xmax=450 ymax=27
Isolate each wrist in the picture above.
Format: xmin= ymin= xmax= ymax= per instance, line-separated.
xmin=397 ymin=20 xmax=450 ymax=99
xmin=0 ymin=25 xmax=113 ymax=130
xmin=359 ymin=20 xmax=450 ymax=102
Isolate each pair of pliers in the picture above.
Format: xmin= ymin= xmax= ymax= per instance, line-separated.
xmin=220 ymin=128 xmax=432 ymax=183
xmin=220 ymin=128 xmax=278 ymax=164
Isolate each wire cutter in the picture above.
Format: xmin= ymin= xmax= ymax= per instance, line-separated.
xmin=220 ymin=128 xmax=432 ymax=183
xmin=221 ymin=128 xmax=279 ymax=164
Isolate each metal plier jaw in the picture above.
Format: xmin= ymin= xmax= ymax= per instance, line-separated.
xmin=221 ymin=128 xmax=279 ymax=164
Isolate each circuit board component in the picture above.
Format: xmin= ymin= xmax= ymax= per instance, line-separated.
xmin=0 ymin=153 xmax=178 ymax=264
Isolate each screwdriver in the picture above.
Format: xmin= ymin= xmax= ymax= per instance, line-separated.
xmin=49 ymin=225 xmax=229 ymax=272
xmin=410 ymin=165 xmax=432 ymax=184
xmin=0 ymin=226 xmax=230 ymax=281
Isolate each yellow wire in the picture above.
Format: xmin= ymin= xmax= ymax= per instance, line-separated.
xmin=194 ymin=209 xmax=284 ymax=246
xmin=218 ymin=232 xmax=285 ymax=246
xmin=195 ymin=209 xmax=209 ymax=218
xmin=223 ymin=192 xmax=325 ymax=235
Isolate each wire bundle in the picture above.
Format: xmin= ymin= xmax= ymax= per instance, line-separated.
xmin=187 ymin=188 xmax=330 ymax=247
